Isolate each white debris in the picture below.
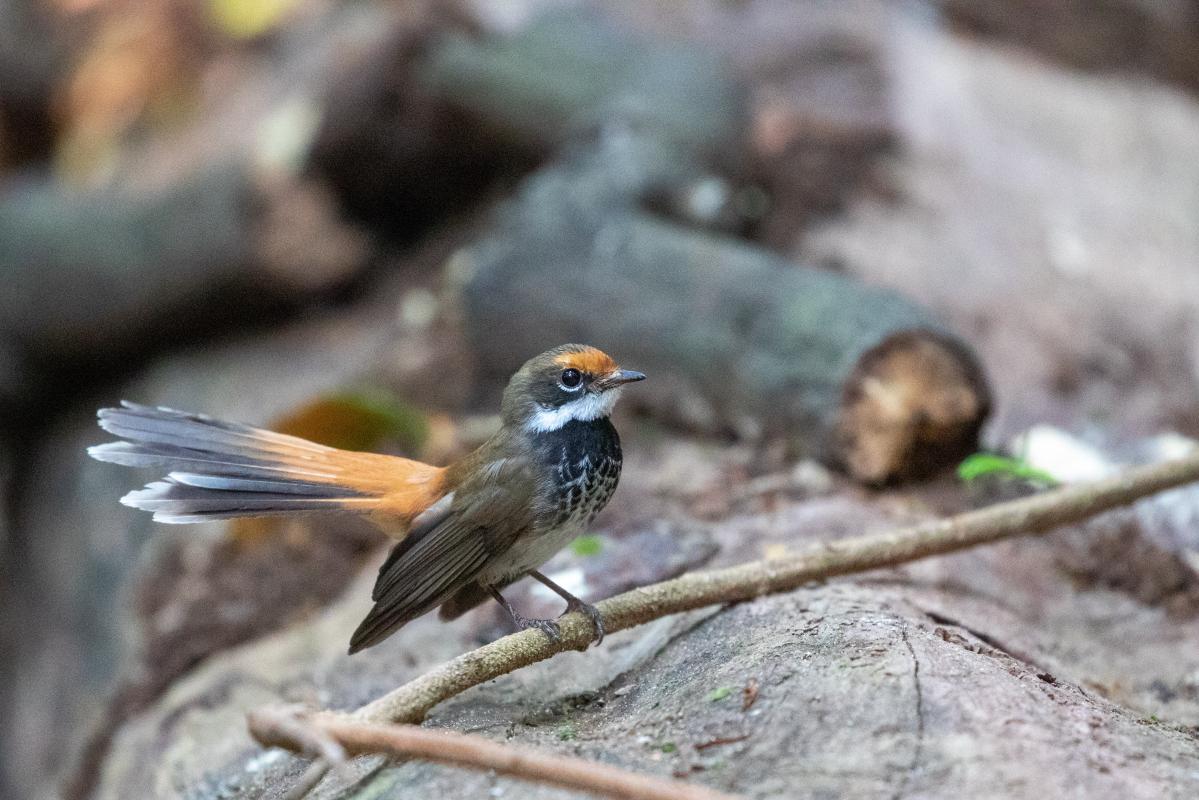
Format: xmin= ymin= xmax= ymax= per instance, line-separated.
xmin=1009 ymin=425 xmax=1117 ymax=483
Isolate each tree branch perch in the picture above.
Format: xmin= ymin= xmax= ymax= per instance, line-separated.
xmin=248 ymin=707 xmax=738 ymax=800
xmin=249 ymin=451 xmax=1199 ymax=794
xmin=355 ymin=452 xmax=1199 ymax=725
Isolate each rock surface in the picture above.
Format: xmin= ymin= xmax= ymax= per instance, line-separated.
xmin=87 ymin=464 xmax=1199 ymax=799
xmin=937 ymin=0 xmax=1199 ymax=93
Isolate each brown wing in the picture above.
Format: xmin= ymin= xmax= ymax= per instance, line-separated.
xmin=347 ymin=458 xmax=534 ymax=653
xmin=438 ymin=577 xmax=518 ymax=621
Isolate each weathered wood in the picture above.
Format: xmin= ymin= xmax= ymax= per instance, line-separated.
xmin=306 ymin=3 xmax=537 ymax=241
xmin=0 ymin=164 xmax=373 ymax=418
xmin=0 ymin=165 xmax=254 ymax=352
xmin=459 ymin=139 xmax=988 ymax=483
xmin=406 ymin=7 xmax=985 ymax=482
xmin=0 ymin=3 xmax=464 ymax=413
xmin=834 ymin=330 xmax=990 ymax=482
xmin=419 ymin=8 xmax=747 ymax=158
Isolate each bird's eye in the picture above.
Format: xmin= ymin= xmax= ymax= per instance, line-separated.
xmin=559 ymin=368 xmax=583 ymax=389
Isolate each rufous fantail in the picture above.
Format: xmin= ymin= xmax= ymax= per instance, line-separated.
xmin=89 ymin=344 xmax=645 ymax=653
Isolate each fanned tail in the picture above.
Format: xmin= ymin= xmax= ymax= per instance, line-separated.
xmin=89 ymin=402 xmax=445 ymax=527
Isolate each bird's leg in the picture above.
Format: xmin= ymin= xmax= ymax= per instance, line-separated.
xmin=487 ymin=585 xmax=561 ymax=642
xmin=528 ymin=570 xmax=605 ymax=645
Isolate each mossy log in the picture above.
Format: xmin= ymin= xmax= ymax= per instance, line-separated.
xmin=0 ymin=165 xmax=369 ymax=359
xmin=418 ymin=7 xmax=746 ymax=157
xmin=463 ymin=211 xmax=989 ymax=482
xmin=458 ymin=141 xmax=990 ymax=484
xmin=412 ymin=8 xmax=986 ymax=482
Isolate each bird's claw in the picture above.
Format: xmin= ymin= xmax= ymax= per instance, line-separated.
xmin=514 ymin=615 xmax=562 ymax=642
xmin=563 ymin=600 xmax=605 ymax=646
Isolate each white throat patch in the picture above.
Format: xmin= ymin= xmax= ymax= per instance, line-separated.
xmin=526 ymin=389 xmax=622 ymax=433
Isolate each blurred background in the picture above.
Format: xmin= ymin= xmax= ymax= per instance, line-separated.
xmin=3 ymin=1 xmax=1199 ymax=798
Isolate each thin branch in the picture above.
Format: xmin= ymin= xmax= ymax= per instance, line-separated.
xmin=249 ymin=452 xmax=1199 ymax=799
xmin=353 ymin=452 xmax=1199 ymax=725
xmin=280 ymin=759 xmax=330 ymax=800
xmin=248 ymin=707 xmax=739 ymax=800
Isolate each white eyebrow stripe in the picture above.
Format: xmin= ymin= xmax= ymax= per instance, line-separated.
xmin=526 ymin=389 xmax=622 ymax=433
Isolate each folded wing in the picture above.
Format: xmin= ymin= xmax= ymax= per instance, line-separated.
xmin=348 ymin=460 xmax=531 ymax=652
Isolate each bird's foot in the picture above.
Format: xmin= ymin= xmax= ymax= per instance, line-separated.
xmin=489 ymin=584 xmax=562 ymax=642
xmin=512 ymin=614 xmax=562 ymax=642
xmin=525 ymin=571 xmax=605 ymax=647
xmin=562 ymin=599 xmax=605 ymax=646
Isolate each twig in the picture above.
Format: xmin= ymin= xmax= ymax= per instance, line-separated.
xmin=281 ymin=759 xmax=330 ymax=800
xmin=254 ymin=705 xmax=347 ymax=765
xmin=248 ymin=707 xmax=738 ymax=800
xmin=352 ymin=452 xmax=1199 ymax=725
xmin=694 ymin=734 xmax=751 ymax=751
xmin=250 ymin=451 xmax=1199 ymax=796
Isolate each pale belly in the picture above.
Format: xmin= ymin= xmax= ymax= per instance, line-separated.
xmin=477 ymin=518 xmax=585 ymax=584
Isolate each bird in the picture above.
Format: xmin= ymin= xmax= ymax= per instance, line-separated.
xmin=88 ymin=344 xmax=645 ymax=653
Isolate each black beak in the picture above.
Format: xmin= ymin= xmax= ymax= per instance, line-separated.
xmin=593 ymin=369 xmax=646 ymax=392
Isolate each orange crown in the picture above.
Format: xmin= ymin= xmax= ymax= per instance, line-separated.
xmin=553 ymin=346 xmax=618 ymax=376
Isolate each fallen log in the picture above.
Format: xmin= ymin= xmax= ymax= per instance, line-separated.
xmin=0 ymin=163 xmax=372 ymax=410
xmin=458 ymin=139 xmax=989 ymax=484
xmin=405 ymin=7 xmax=987 ymax=483
xmin=0 ymin=2 xmax=497 ymax=413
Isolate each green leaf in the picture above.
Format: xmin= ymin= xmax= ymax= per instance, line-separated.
xmin=659 ymin=742 xmax=677 ymax=753
xmin=705 ymin=686 xmax=734 ymax=702
xmin=957 ymin=453 xmax=1059 ymax=486
xmin=558 ymin=724 xmax=577 ymax=741
xmin=571 ymin=535 xmax=604 ymax=557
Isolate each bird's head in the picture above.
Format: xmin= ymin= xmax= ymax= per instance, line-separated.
xmin=502 ymin=344 xmax=645 ymax=433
